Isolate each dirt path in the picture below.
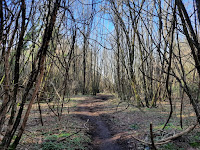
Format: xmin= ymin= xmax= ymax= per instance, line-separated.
xmin=76 ymin=94 xmax=125 ymax=150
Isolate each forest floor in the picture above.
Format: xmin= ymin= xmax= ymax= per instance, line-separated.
xmin=17 ymin=93 xmax=200 ymax=150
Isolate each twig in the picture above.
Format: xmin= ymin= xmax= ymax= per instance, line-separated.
xmin=150 ymin=123 xmax=157 ymax=149
xmin=58 ymin=129 xmax=82 ymax=142
xmin=115 ymin=101 xmax=130 ymax=113
xmin=57 ymin=119 xmax=90 ymax=142
xmin=84 ymin=119 xmax=89 ymax=130
xmin=132 ymin=135 xmax=172 ymax=145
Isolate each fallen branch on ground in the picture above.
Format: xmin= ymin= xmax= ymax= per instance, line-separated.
xmin=132 ymin=122 xmax=198 ymax=146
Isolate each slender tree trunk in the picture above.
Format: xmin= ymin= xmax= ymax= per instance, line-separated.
xmin=1 ymin=1 xmax=60 ymax=149
xmin=83 ymin=35 xmax=87 ymax=95
xmin=176 ymin=0 xmax=200 ymax=124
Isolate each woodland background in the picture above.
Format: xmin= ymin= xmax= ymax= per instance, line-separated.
xmin=0 ymin=0 xmax=200 ymax=149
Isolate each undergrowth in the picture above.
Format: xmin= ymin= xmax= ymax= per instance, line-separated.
xmin=41 ymin=132 xmax=91 ymax=150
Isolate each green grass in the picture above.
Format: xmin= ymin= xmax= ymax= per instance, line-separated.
xmin=130 ymin=123 xmax=140 ymax=130
xmin=41 ymin=132 xmax=91 ymax=150
xmin=154 ymin=123 xmax=182 ymax=130
xmin=57 ymin=133 xmax=71 ymax=138
xmin=161 ymin=143 xmax=177 ymax=150
xmin=189 ymin=132 xmax=200 ymax=148
xmin=189 ymin=142 xmax=200 ymax=148
xmin=160 ymin=143 xmax=185 ymax=150
xmin=42 ymin=141 xmax=67 ymax=150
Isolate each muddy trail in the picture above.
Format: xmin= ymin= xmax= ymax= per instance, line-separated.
xmin=76 ymin=94 xmax=127 ymax=150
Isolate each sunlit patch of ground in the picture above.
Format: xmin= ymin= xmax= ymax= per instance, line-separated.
xmin=98 ymin=94 xmax=200 ymax=149
xmin=15 ymin=93 xmax=200 ymax=150
xmin=17 ymin=96 xmax=92 ymax=150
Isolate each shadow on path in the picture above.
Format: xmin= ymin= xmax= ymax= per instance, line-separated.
xmin=76 ymin=94 xmax=124 ymax=150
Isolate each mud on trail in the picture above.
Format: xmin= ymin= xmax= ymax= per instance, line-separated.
xmin=15 ymin=93 xmax=200 ymax=150
xmin=16 ymin=93 xmax=200 ymax=150
xmin=75 ymin=94 xmax=127 ymax=150
xmin=74 ymin=94 xmax=200 ymax=150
